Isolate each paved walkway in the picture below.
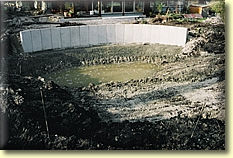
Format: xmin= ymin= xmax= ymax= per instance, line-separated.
xmin=59 ymin=14 xmax=145 ymax=25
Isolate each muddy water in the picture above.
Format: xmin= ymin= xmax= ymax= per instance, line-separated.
xmin=45 ymin=62 xmax=159 ymax=87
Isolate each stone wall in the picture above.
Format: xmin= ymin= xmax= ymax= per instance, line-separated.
xmin=20 ymin=24 xmax=188 ymax=53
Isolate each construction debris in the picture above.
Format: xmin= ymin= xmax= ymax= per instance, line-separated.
xmin=182 ymin=20 xmax=225 ymax=56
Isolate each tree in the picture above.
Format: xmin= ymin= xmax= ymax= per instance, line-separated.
xmin=210 ymin=0 xmax=225 ymax=19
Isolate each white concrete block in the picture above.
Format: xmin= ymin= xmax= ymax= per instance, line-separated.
xmin=41 ymin=28 xmax=52 ymax=50
xmin=165 ymin=26 xmax=176 ymax=46
xmin=98 ymin=25 xmax=107 ymax=44
xmin=150 ymin=25 xmax=161 ymax=44
xmin=60 ymin=27 xmax=71 ymax=48
xmin=159 ymin=25 xmax=171 ymax=45
xmin=20 ymin=24 xmax=187 ymax=54
xmin=51 ymin=27 xmax=62 ymax=49
xmin=106 ymin=24 xmax=116 ymax=43
xmin=79 ymin=26 xmax=89 ymax=47
xmin=31 ymin=29 xmax=42 ymax=52
xmin=169 ymin=26 xmax=187 ymax=46
xmin=20 ymin=30 xmax=33 ymax=53
xmin=70 ymin=26 xmax=80 ymax=47
xmin=115 ymin=24 xmax=125 ymax=43
xmin=133 ymin=24 xmax=143 ymax=43
xmin=142 ymin=24 xmax=151 ymax=43
xmin=88 ymin=25 xmax=99 ymax=45
xmin=124 ymin=24 xmax=134 ymax=43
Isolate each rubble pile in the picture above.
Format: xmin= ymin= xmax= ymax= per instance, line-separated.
xmin=182 ymin=22 xmax=225 ymax=56
xmin=181 ymin=37 xmax=206 ymax=56
xmin=204 ymin=16 xmax=224 ymax=25
xmin=47 ymin=15 xmax=62 ymax=22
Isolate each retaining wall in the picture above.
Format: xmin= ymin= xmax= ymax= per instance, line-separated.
xmin=20 ymin=24 xmax=188 ymax=53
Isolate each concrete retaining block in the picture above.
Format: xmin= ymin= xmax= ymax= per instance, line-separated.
xmin=150 ymin=25 xmax=161 ymax=44
xmin=70 ymin=26 xmax=80 ymax=47
xmin=20 ymin=30 xmax=33 ymax=53
xmin=142 ymin=24 xmax=151 ymax=43
xmin=60 ymin=27 xmax=71 ymax=48
xmin=88 ymin=25 xmax=99 ymax=45
xmin=79 ymin=26 xmax=89 ymax=47
xmin=106 ymin=24 xmax=116 ymax=43
xmin=51 ymin=27 xmax=62 ymax=49
xmin=41 ymin=28 xmax=52 ymax=50
xmin=158 ymin=25 xmax=171 ymax=45
xmin=31 ymin=29 xmax=42 ymax=52
xmin=133 ymin=24 xmax=143 ymax=43
xmin=20 ymin=24 xmax=188 ymax=52
xmin=169 ymin=26 xmax=187 ymax=46
xmin=115 ymin=24 xmax=125 ymax=43
xmin=124 ymin=24 xmax=134 ymax=43
xmin=98 ymin=25 xmax=107 ymax=44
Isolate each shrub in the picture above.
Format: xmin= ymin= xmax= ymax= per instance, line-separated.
xmin=210 ymin=0 xmax=225 ymax=19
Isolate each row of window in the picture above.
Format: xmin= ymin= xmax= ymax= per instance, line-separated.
xmin=4 ymin=0 xmax=192 ymax=15
xmin=101 ymin=1 xmax=144 ymax=13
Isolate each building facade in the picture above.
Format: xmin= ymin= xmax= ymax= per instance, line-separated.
xmin=58 ymin=0 xmax=188 ymax=16
xmin=4 ymin=0 xmax=213 ymax=17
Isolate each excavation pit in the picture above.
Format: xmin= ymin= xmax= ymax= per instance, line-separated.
xmin=45 ymin=62 xmax=159 ymax=87
xmin=7 ymin=41 xmax=225 ymax=150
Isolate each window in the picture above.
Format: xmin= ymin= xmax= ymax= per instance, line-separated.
xmin=125 ymin=1 xmax=133 ymax=12
xmin=135 ymin=0 xmax=143 ymax=12
xmin=93 ymin=1 xmax=98 ymax=11
xmin=113 ymin=1 xmax=122 ymax=12
xmin=102 ymin=1 xmax=112 ymax=13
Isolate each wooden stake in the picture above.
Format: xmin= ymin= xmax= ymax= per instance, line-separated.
xmin=40 ymin=87 xmax=50 ymax=140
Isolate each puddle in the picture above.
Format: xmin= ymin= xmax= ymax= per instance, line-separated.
xmin=45 ymin=62 xmax=159 ymax=87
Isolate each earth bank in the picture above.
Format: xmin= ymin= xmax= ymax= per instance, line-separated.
xmin=5 ymin=75 xmax=225 ymax=150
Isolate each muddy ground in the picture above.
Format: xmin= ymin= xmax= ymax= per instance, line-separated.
xmin=0 ymin=19 xmax=225 ymax=150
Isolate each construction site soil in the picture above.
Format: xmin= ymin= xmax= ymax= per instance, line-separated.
xmin=1 ymin=20 xmax=225 ymax=150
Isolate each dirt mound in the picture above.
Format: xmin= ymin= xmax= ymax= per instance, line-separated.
xmin=94 ymin=118 xmax=225 ymax=150
xmin=5 ymin=75 xmax=100 ymax=149
xmin=182 ymin=23 xmax=225 ymax=56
